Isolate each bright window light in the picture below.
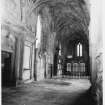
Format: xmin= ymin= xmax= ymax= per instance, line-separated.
xmin=77 ymin=42 xmax=82 ymax=57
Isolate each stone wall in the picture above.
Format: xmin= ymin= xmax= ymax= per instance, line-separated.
xmin=1 ymin=25 xmax=16 ymax=52
xmin=89 ymin=0 xmax=103 ymax=105
xmin=95 ymin=51 xmax=103 ymax=105
xmin=1 ymin=0 xmax=36 ymax=85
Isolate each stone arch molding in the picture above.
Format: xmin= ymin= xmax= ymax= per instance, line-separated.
xmin=26 ymin=0 xmax=90 ymax=56
xmin=28 ymin=0 xmax=90 ymax=38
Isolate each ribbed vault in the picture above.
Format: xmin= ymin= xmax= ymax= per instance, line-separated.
xmin=32 ymin=0 xmax=89 ymax=39
xmin=31 ymin=0 xmax=90 ymax=57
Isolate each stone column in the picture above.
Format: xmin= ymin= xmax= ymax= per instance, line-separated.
xmin=89 ymin=0 xmax=102 ymax=85
xmin=15 ymin=37 xmax=21 ymax=85
xmin=89 ymin=0 xmax=103 ymax=104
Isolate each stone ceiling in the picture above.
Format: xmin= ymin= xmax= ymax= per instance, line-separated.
xmin=31 ymin=0 xmax=90 ymax=48
xmin=32 ymin=0 xmax=90 ymax=34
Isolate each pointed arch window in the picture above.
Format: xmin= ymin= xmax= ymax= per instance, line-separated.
xmin=77 ymin=42 xmax=82 ymax=57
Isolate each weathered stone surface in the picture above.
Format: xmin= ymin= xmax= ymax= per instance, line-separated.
xmin=2 ymin=79 xmax=95 ymax=105
xmin=91 ymin=51 xmax=103 ymax=105
xmin=1 ymin=3 xmax=103 ymax=105
xmin=89 ymin=1 xmax=103 ymax=104
xmin=1 ymin=27 xmax=16 ymax=52
xmin=1 ymin=0 xmax=36 ymax=85
xmin=2 ymin=0 xmax=21 ymax=25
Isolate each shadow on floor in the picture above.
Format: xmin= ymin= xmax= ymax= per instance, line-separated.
xmin=70 ymin=89 xmax=97 ymax=105
xmin=2 ymin=80 xmax=97 ymax=105
xmin=43 ymin=80 xmax=71 ymax=86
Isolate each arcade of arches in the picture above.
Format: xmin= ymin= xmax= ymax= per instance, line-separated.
xmin=1 ymin=0 xmax=103 ymax=105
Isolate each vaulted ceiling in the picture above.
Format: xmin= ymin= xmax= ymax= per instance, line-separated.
xmin=32 ymin=0 xmax=90 ymax=47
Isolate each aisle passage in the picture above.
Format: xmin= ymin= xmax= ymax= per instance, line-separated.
xmin=2 ymin=79 xmax=96 ymax=105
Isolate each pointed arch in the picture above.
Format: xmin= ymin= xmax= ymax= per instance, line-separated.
xmin=77 ymin=42 xmax=82 ymax=57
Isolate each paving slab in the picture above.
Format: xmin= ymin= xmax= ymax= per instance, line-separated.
xmin=2 ymin=79 xmax=96 ymax=105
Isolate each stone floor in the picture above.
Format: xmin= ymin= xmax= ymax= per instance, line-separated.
xmin=2 ymin=79 xmax=96 ymax=105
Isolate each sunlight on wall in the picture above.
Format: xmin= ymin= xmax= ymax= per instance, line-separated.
xmin=89 ymin=1 xmax=103 ymax=104
xmin=89 ymin=0 xmax=102 ymax=48
xmin=89 ymin=0 xmax=102 ymax=78
xmin=36 ymin=15 xmax=42 ymax=48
